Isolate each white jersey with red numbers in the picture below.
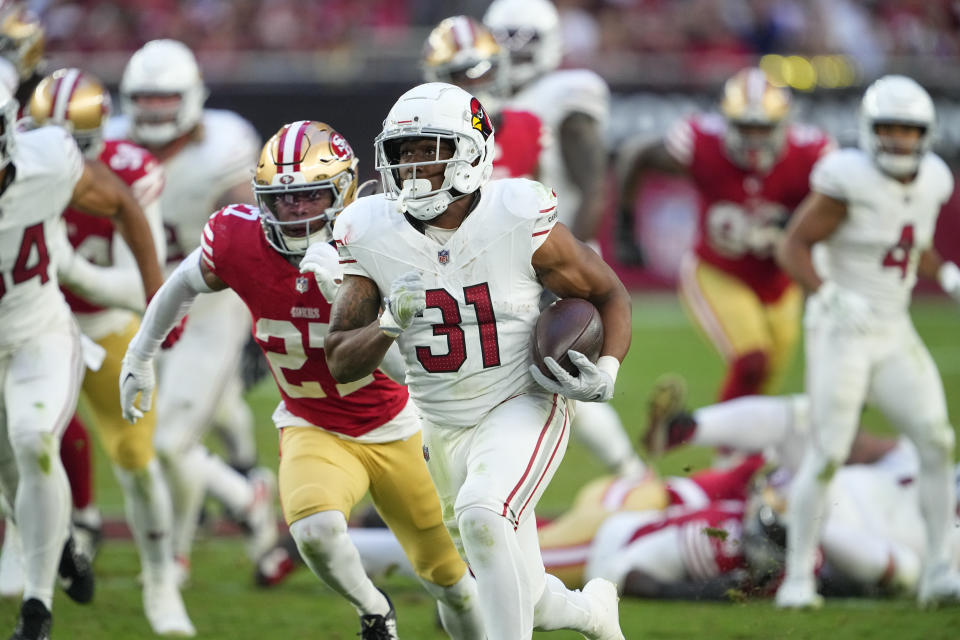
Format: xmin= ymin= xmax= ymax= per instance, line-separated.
xmin=335 ymin=178 xmax=559 ymax=429
xmin=106 ymin=109 xmax=260 ymax=270
xmin=62 ymin=140 xmax=165 ymax=340
xmin=811 ymin=148 xmax=953 ymax=318
xmin=201 ymin=204 xmax=413 ymax=440
xmin=0 ymin=126 xmax=84 ymax=348
xmin=586 ymin=501 xmax=747 ymax=588
xmin=506 ymin=69 xmax=609 ymax=229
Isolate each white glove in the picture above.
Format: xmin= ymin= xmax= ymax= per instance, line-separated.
xmin=299 ymin=241 xmax=342 ymax=303
xmin=938 ymin=261 xmax=960 ymax=305
xmin=529 ymin=351 xmax=618 ymax=402
xmin=379 ymin=270 xmax=426 ymax=338
xmin=807 ymin=281 xmax=875 ymax=334
xmin=119 ymin=350 xmax=155 ymax=423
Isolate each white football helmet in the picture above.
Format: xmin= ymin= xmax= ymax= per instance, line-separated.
xmin=0 ymin=79 xmax=16 ymax=171
xmin=119 ymin=39 xmax=208 ymax=147
xmin=858 ymin=75 xmax=935 ymax=178
xmin=374 ymin=82 xmax=495 ymax=221
xmin=483 ymin=0 xmax=562 ymax=89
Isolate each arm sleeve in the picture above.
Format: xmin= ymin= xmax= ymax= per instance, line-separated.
xmin=663 ymin=118 xmax=695 ymax=168
xmin=127 ymin=248 xmax=214 ymax=359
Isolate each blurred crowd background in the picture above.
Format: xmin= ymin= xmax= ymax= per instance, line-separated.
xmin=21 ymin=0 xmax=960 ymax=282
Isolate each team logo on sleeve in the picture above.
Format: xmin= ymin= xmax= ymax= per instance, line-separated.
xmin=295 ymin=275 xmax=310 ymax=293
xmin=470 ymin=97 xmax=493 ymax=140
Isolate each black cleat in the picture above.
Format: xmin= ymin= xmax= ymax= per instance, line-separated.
xmin=9 ymin=598 xmax=51 ymax=640
xmin=358 ymin=589 xmax=398 ymax=639
xmin=58 ymin=537 xmax=94 ymax=604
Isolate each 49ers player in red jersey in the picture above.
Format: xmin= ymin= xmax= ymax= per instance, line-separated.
xmin=27 ymin=68 xmax=195 ymax=636
xmin=421 ymin=15 xmax=546 ymax=181
xmin=619 ymin=68 xmax=834 ymax=403
xmin=119 ymin=121 xmax=484 ymax=640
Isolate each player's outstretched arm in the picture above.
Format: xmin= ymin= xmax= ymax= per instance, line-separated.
xmin=533 ymin=222 xmax=631 ymax=363
xmin=615 ymin=137 xmax=686 ymax=266
xmin=560 ymin=112 xmax=607 ymax=242
xmin=69 ymin=158 xmax=164 ymax=300
xmin=775 ymin=191 xmax=846 ymax=293
xmin=325 ymin=274 xmax=397 ymax=383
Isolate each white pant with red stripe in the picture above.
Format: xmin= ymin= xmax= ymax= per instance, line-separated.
xmin=421 ymin=392 xmax=570 ymax=553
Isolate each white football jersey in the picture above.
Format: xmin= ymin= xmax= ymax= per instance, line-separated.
xmin=0 ymin=126 xmax=84 ymax=348
xmin=106 ymin=109 xmax=260 ymax=270
xmin=336 ymin=179 xmax=559 ymax=429
xmin=811 ymin=148 xmax=953 ymax=316
xmin=505 ymin=69 xmax=609 ymax=229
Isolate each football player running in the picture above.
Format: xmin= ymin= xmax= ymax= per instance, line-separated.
xmin=120 ymin=121 xmax=484 ymax=640
xmin=27 ymin=68 xmax=193 ymax=636
xmin=452 ymin=8 xmax=643 ymax=479
xmin=107 ymin=39 xmax=275 ymax=584
xmin=618 ymin=68 xmax=834 ymax=402
xmin=775 ymin=75 xmax=960 ymax=609
xmin=325 ymin=82 xmax=630 ymax=640
xmin=0 ymin=78 xmax=163 ymax=638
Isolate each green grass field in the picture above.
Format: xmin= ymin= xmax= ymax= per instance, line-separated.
xmin=3 ymin=294 xmax=959 ymax=639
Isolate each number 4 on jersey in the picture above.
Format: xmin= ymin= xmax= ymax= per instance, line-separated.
xmin=881 ymin=223 xmax=914 ymax=279
xmin=0 ymin=223 xmax=50 ymax=301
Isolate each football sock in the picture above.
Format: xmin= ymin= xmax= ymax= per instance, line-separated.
xmin=783 ymin=448 xmax=830 ymax=582
xmin=114 ymin=459 xmax=174 ymax=584
xmin=533 ymin=573 xmax=593 ymax=632
xmin=12 ymin=430 xmax=71 ymax=610
xmin=290 ymin=511 xmax=390 ymax=617
xmin=203 ymin=453 xmax=254 ymax=516
xmin=347 ymin=527 xmax=415 ymax=579
xmin=692 ymin=394 xmax=793 ymax=451
xmin=570 ymin=401 xmax=644 ymax=476
xmin=162 ymin=444 xmax=209 ymax=561
xmin=420 ymin=572 xmax=485 ymax=640
xmin=913 ymin=427 xmax=956 ymax=572
xmin=719 ymin=350 xmax=769 ymax=401
xmin=458 ymin=506 xmax=533 ymax=639
xmin=60 ymin=415 xmax=93 ymax=510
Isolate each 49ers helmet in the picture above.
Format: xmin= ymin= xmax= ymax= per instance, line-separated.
xmin=0 ymin=6 xmax=43 ymax=82
xmin=29 ymin=68 xmax=111 ymax=158
xmin=422 ymin=16 xmax=510 ymax=113
xmin=254 ymin=120 xmax=359 ymax=256
xmin=719 ymin=67 xmax=791 ymax=172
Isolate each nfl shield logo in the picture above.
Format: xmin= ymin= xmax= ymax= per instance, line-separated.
xmin=438 ymin=249 xmax=450 ymax=265
xmin=295 ymin=275 xmax=310 ymax=293
xmin=422 ymin=445 xmax=430 ymax=462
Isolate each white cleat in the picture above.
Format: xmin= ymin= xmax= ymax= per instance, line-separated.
xmin=918 ymin=566 xmax=960 ymax=608
xmin=775 ymin=575 xmax=824 ymax=610
xmin=144 ymin=577 xmax=196 ymax=637
xmin=582 ymin=578 xmax=625 ymax=640
xmin=0 ymin=519 xmax=24 ymax=598
xmin=244 ymin=467 xmax=279 ymax=562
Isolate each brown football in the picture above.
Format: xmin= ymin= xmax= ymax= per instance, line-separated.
xmin=531 ymin=298 xmax=604 ymax=380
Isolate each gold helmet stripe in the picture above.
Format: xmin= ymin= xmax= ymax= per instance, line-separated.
xmin=51 ymin=68 xmax=82 ymax=123
xmin=277 ymin=119 xmax=310 ymax=174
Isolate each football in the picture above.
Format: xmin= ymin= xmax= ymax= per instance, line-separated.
xmin=531 ymin=298 xmax=604 ymax=379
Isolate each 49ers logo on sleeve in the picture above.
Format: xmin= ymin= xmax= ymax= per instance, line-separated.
xmin=329 ymin=132 xmax=353 ymax=160
xmin=470 ymin=97 xmax=493 ymax=140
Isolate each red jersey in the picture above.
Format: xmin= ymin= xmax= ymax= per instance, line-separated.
xmin=62 ymin=140 xmax=163 ymax=314
xmin=201 ymin=204 xmax=409 ymax=437
xmin=625 ymin=501 xmax=747 ymax=579
xmin=666 ymin=114 xmax=833 ymax=302
xmin=491 ymin=108 xmax=544 ymax=180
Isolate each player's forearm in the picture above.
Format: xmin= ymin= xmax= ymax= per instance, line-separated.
xmin=775 ymin=237 xmax=821 ymax=293
xmin=594 ymin=284 xmax=632 ymax=362
xmin=113 ymin=196 xmax=164 ymax=299
xmin=60 ymin=256 xmax=146 ymax=313
xmin=325 ymin=323 xmax=396 ymax=383
xmin=128 ymin=250 xmax=210 ymax=359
